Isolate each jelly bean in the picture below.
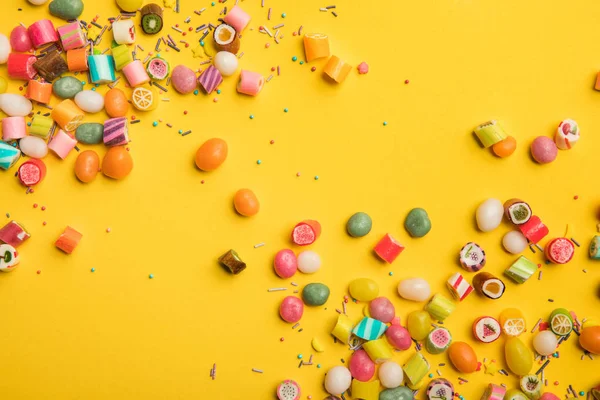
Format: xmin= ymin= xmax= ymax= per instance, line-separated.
xmin=476 ymin=198 xmax=504 ymax=232
xmin=53 ymin=76 xmax=83 ymax=99
xmin=505 ymin=336 xmax=533 ymax=375
xmin=324 ymin=366 xmax=351 ymax=396
xmin=74 ymin=150 xmax=99 ymax=183
xmin=233 ymin=189 xmax=259 ymax=217
xmin=407 ymin=310 xmax=432 ymax=340
xmin=0 ymin=94 xmax=33 ymax=117
xmin=532 ymin=330 xmax=558 ymax=356
xmin=75 ymin=123 xmax=104 ymax=145
xmin=9 ymin=26 xmax=31 ymax=53
xmin=74 ymin=90 xmax=104 ymax=113
xmin=397 ymin=278 xmax=431 ymax=302
xmin=502 ymin=231 xmax=528 ymax=254
xmin=346 ymin=212 xmax=372 ymax=237
xmin=404 ymin=207 xmax=431 ymax=237
xmin=492 ymin=135 xmax=517 ymax=158
xmin=279 ymin=296 xmax=303 ymax=323
xmin=102 ymin=146 xmax=133 ymax=180
xmin=349 ymin=349 xmax=375 ymax=382
xmin=297 ymin=250 xmax=321 ymax=273
xmin=213 ymin=51 xmax=238 ymax=77
xmin=531 ymin=136 xmax=557 ymax=164
xmin=369 ymin=297 xmax=395 ymax=323
xmin=19 ymin=136 xmax=48 ymax=159
xmin=380 ymin=386 xmax=414 ymax=400
xmin=116 ymin=0 xmax=143 ymax=12
xmin=104 ymin=88 xmax=129 ymax=118
xmin=448 ymin=342 xmax=478 ymax=373
xmin=273 ymin=249 xmax=297 ymax=279
xmin=378 ymin=361 xmax=403 ymax=389
xmin=348 ymin=278 xmax=379 ymax=302
xmin=171 ymin=65 xmax=197 ymax=94
xmin=49 ymin=0 xmax=84 ymax=20
xmin=579 ymin=326 xmax=600 ymax=354
xmin=385 ymin=325 xmax=411 ymax=350
xmin=301 ymin=283 xmax=329 ymax=306
xmin=195 ymin=138 xmax=228 ymax=171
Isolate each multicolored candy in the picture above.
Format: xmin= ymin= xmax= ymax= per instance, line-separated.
xmin=459 ymin=242 xmax=486 ymax=272
xmin=103 ymin=117 xmax=129 ymax=146
xmin=0 ymin=244 xmax=19 ymax=272
xmin=352 ymin=317 xmax=387 ymax=341
xmin=0 ymin=221 xmax=30 ymax=248
xmin=504 ymin=256 xmax=537 ymax=284
xmin=447 ymin=272 xmax=473 ymax=301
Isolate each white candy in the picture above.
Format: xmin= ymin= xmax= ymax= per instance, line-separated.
xmin=0 ymin=34 xmax=10 ymax=64
xmin=112 ymin=20 xmax=136 ymax=45
xmin=19 ymin=136 xmax=48 ymax=159
xmin=74 ymin=90 xmax=105 ymax=113
xmin=0 ymin=244 xmax=19 ymax=272
xmin=533 ymin=330 xmax=558 ymax=356
xmin=213 ymin=51 xmax=238 ymax=77
xmin=0 ymin=94 xmax=33 ymax=117
xmin=502 ymin=231 xmax=528 ymax=254
xmin=324 ymin=366 xmax=351 ymax=395
xmin=28 ymin=0 xmax=49 ymax=4
xmin=397 ymin=278 xmax=431 ymax=302
xmin=476 ymin=198 xmax=504 ymax=232
xmin=297 ymin=250 xmax=321 ymax=273
xmin=378 ymin=361 xmax=403 ymax=388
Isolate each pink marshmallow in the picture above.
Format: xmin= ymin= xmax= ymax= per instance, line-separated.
xmin=122 ymin=60 xmax=150 ymax=87
xmin=223 ymin=5 xmax=251 ymax=33
xmin=237 ymin=70 xmax=264 ymax=96
xmin=48 ymin=130 xmax=77 ymax=159
xmin=2 ymin=117 xmax=27 ymax=141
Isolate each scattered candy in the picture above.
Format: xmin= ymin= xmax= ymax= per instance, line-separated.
xmin=504 ymin=198 xmax=532 ymax=225
xmin=520 ymin=375 xmax=542 ymax=399
xmin=555 ymin=119 xmax=579 ymax=150
xmin=579 ymin=325 xmax=600 ymax=354
xmin=274 ymin=249 xmax=297 ymax=278
xmin=296 ymin=250 xmax=321 ymax=273
xmin=237 ymin=70 xmax=264 ymax=96
xmin=213 ymin=24 xmax=240 ymax=54
xmin=303 ymin=33 xmax=330 ymax=62
xmin=505 ymin=336 xmax=533 ymax=375
xmin=407 ymin=310 xmax=432 ymax=340
xmin=103 ymin=117 xmax=129 ymax=146
xmin=518 ymin=215 xmax=548 ymax=244
xmin=18 ymin=159 xmax=47 ymax=186
xmin=349 ymin=349 xmax=376 ymax=381
xmin=492 ymin=135 xmax=517 ymax=157
xmin=531 ymin=136 xmax=558 ymax=164
xmin=324 ymin=366 xmax=351 ymax=396
xmin=53 ymin=76 xmax=83 ymax=99
xmin=74 ymin=150 xmax=99 ymax=183
xmin=427 ymin=379 xmax=454 ymax=400
xmin=198 ymin=65 xmax=223 ymax=94
xmin=349 ymin=277 xmax=379 ymax=301
xmin=352 ymin=317 xmax=387 ymax=340
xmin=503 ymin=230 xmax=528 ymax=254
xmin=74 ymin=90 xmax=104 ymax=113
xmin=446 ymin=273 xmax=473 ymax=301
xmin=402 ymin=351 xmax=430 ymax=385
xmin=0 ymin=244 xmax=19 ymax=272
xmin=346 ymin=212 xmax=372 ymax=237
xmin=398 ymin=278 xmax=431 ymax=302
xmin=473 ymin=271 xmax=505 ymax=299
xmin=482 ymin=384 xmax=507 ymax=400
xmin=404 ymin=207 xmax=431 ymax=238
xmin=448 ymin=342 xmax=478 ymax=373
xmin=141 ymin=3 xmax=164 ymax=34
xmin=474 ymin=120 xmax=508 ymax=148
xmin=385 ymin=324 xmax=411 ymax=350
xmin=425 ymin=293 xmax=456 ymax=322
xmin=533 ymin=330 xmax=559 ymax=356
xmin=476 ymin=198 xmax=504 ymax=232
xmin=218 ymin=249 xmax=246 ymax=275
xmin=472 ymin=316 xmax=501 ymax=343
xmin=331 ymin=314 xmax=353 ymax=343
xmin=276 ymin=380 xmax=300 ymax=400
xmin=102 ymin=146 xmax=133 ymax=180
xmin=0 ymin=220 xmax=30 ymax=247
xmin=499 ymin=308 xmax=526 ymax=336
xmin=19 ymin=134 xmax=48 ymax=159
xmin=48 ymin=129 xmax=77 ymax=159
xmin=505 ymin=256 xmax=537 ymax=284
xmin=324 ymin=55 xmax=351 ymax=83
xmin=223 ymin=5 xmax=251 ymax=33
xmin=54 ymin=226 xmax=82 ymax=254
xmin=459 ymin=242 xmax=486 ymax=272
xmin=75 ymin=123 xmax=104 ymax=144
xmin=233 ymin=189 xmax=260 ymax=217
xmin=544 ymin=238 xmax=575 ymax=264
xmin=374 ymin=233 xmax=404 ymax=263
xmin=369 ymin=297 xmax=395 ymax=323
xmin=426 ymin=327 xmax=453 ymax=354
xmin=291 ymin=220 xmax=321 ymax=246
xmin=301 ymin=282 xmax=330 ymax=306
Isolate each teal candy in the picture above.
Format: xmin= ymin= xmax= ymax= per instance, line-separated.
xmin=75 ymin=123 xmax=104 ymax=144
xmin=0 ymin=141 xmax=21 ymax=170
xmin=53 ymin=76 xmax=84 ymax=99
xmin=49 ymin=0 xmax=84 ymax=20
xmin=352 ymin=317 xmax=387 ymax=340
xmin=404 ymin=208 xmax=431 ymax=238
xmin=301 ymin=283 xmax=330 ymax=306
xmin=379 ymin=386 xmax=415 ymax=400
xmin=88 ymin=56 xmax=116 ymax=84
xmin=347 ymin=212 xmax=372 ymax=237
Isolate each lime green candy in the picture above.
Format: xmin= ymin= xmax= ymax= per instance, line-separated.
xmin=346 ymin=212 xmax=372 ymax=237
xmin=348 ymin=278 xmax=379 ymax=301
xmin=380 ymin=386 xmax=414 ymax=400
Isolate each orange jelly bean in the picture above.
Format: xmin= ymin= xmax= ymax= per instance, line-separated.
xmin=234 ymin=189 xmax=260 ymax=217
xmin=195 ymin=138 xmax=228 ymax=171
xmin=104 ymin=88 xmax=129 ymax=118
xmin=492 ymin=135 xmax=517 ymax=158
xmin=74 ymin=150 xmax=99 ymax=183
xmin=102 ymin=146 xmax=133 ymax=180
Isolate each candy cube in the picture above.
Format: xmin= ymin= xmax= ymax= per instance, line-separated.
xmin=447 ymin=272 xmax=473 ymax=301
xmin=352 ymin=317 xmax=387 ymax=340
xmin=504 ymin=256 xmax=537 ymax=284
xmin=55 ymin=226 xmax=82 ymax=254
xmin=363 ymin=338 xmax=393 ymax=364
xmin=198 ymin=65 xmax=223 ymax=94
xmin=57 ymin=22 xmax=86 ymax=51
xmin=324 ymin=55 xmax=351 ymax=83
xmin=351 ymin=379 xmax=380 ymax=400
xmin=474 ymin=120 xmax=508 ymax=148
xmin=518 ymin=215 xmax=548 ymax=244
xmin=374 ymin=234 xmax=404 ymax=263
xmin=48 ymin=130 xmax=77 ymax=159
xmin=303 ymin=33 xmax=330 ymax=62
xmin=0 ymin=221 xmax=30 ymax=248
xmin=218 ymin=249 xmax=246 ymax=274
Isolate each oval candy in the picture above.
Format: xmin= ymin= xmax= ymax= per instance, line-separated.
xmin=74 ymin=90 xmax=104 ymax=113
xmin=19 ymin=136 xmax=48 ymax=158
xmin=348 ymin=278 xmax=379 ymax=302
xmin=75 ymin=123 xmax=104 ymax=144
xmin=301 ymin=283 xmax=330 ymax=306
xmin=448 ymin=342 xmax=478 ymax=373
xmin=75 ymin=150 xmax=99 ymax=183
xmin=53 ymin=76 xmax=83 ymax=99
xmin=397 ymin=278 xmax=431 ymax=302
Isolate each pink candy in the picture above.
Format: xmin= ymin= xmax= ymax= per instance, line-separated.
xmin=274 ymin=249 xmax=297 ymax=278
xmin=0 ymin=221 xmax=30 ymax=248
xmin=28 ymin=20 xmax=58 ymax=49
xmin=385 ymin=325 xmax=412 ymax=350
xmin=10 ymin=25 xmax=33 ymax=52
xmin=122 ymin=60 xmax=150 ymax=87
xmin=237 ymin=70 xmax=264 ymax=96
xmin=531 ymin=136 xmax=557 ymax=164
xmin=539 ymin=394 xmax=560 ymax=400
xmin=2 ymin=117 xmax=27 ymax=141
xmin=279 ymin=296 xmax=303 ymax=323
xmin=369 ymin=297 xmax=395 ymax=323
xmin=349 ymin=349 xmax=375 ymax=382
xmin=223 ymin=5 xmax=251 ymax=33
xmin=57 ymin=22 xmax=86 ymax=51
xmin=48 ymin=130 xmax=77 ymax=159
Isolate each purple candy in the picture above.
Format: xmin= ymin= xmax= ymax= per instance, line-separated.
xmin=103 ymin=117 xmax=129 ymax=146
xmin=198 ymin=65 xmax=223 ymax=94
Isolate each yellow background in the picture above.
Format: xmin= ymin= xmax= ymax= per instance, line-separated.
xmin=1 ymin=0 xmax=599 ymax=398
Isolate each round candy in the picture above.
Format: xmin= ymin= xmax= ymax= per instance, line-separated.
xmin=385 ymin=325 xmax=411 ymax=350
xmin=426 ymin=327 xmax=452 ymax=353
xmin=532 ymin=330 xmax=558 ymax=356
xmin=75 ymin=123 xmax=104 ymax=145
xmin=171 ymin=65 xmax=197 ymax=94
xmin=540 ymin=394 xmax=561 ymax=400
xmin=476 ymin=198 xmax=504 ymax=232
xmin=301 ymin=283 xmax=329 ymax=306
xmin=369 ymin=297 xmax=395 ymax=323
xmin=277 ymin=380 xmax=300 ymax=400
xmin=53 ymin=76 xmax=83 ymax=99
xmin=448 ymin=342 xmax=478 ymax=373
xmin=349 ymin=349 xmax=375 ymax=382
xmin=545 ymin=238 xmax=575 ymax=264
xmin=346 ymin=212 xmax=372 ymax=237
xmin=279 ymin=296 xmax=303 ymax=323
xmin=195 ymin=138 xmax=228 ymax=171
xmin=378 ymin=361 xmax=403 ymax=389
xmin=348 ymin=278 xmax=379 ymax=301
xmin=274 ymin=249 xmax=297 ymax=279
xmin=213 ymin=51 xmax=239 ymax=76
xmin=28 ymin=0 xmax=49 ymax=4
xmin=9 ymin=26 xmax=31 ymax=53
xmin=49 ymin=0 xmax=84 ymax=20
xmin=404 ymin=207 xmax=431 ymax=238
xmin=0 ymin=244 xmax=19 ymax=271
xmin=102 ymin=146 xmax=133 ymax=179
xmin=531 ymin=136 xmax=558 ymax=164
xmin=0 ymin=34 xmax=10 ymax=64
xmin=74 ymin=90 xmax=104 ymax=113
xmin=397 ymin=278 xmax=431 ymax=302
xmin=324 ymin=366 xmax=351 ymax=395
xmin=407 ymin=310 xmax=432 ymax=340
xmin=0 ymin=94 xmax=32 ymax=117
xmin=297 ymin=250 xmax=321 ymax=273
xmin=75 ymin=150 xmax=99 ymax=183
xmin=502 ymin=231 xmax=528 ymax=254
xmin=233 ymin=189 xmax=259 ymax=217
xmin=116 ymin=0 xmax=143 ymax=12
xmin=555 ymin=119 xmax=579 ymax=150
xmin=505 ymin=336 xmax=533 ymax=375
xmin=19 ymin=136 xmax=48 ymax=159
xmin=472 ymin=316 xmax=501 ymax=343
xmin=579 ymin=326 xmax=600 ymax=354
xmin=104 ymin=88 xmax=129 ymax=117
xmin=492 ymin=135 xmax=517 ymax=157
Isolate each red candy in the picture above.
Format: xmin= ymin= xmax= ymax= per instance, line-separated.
xmin=385 ymin=325 xmax=412 ymax=350
xmin=0 ymin=221 xmax=30 ymax=248
xmin=7 ymin=53 xmax=37 ymax=80
xmin=373 ymin=233 xmax=404 ymax=263
xmin=544 ymin=238 xmax=575 ymax=264
xmin=518 ymin=215 xmax=548 ymax=244
xmin=17 ymin=159 xmax=46 ymax=187
xmin=540 ymin=394 xmax=561 ymax=400
xmin=291 ymin=220 xmax=321 ymax=246
xmin=348 ymin=349 xmax=375 ymax=382
xmin=279 ymin=296 xmax=304 ymax=323
xmin=274 ymin=249 xmax=298 ymax=278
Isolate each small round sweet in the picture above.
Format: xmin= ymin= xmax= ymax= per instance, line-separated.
xmin=102 ymin=146 xmax=133 ymax=179
xmin=0 ymin=77 xmax=7 ymax=94
xmin=301 ymin=283 xmax=330 ymax=306
xmin=348 ymin=278 xmax=379 ymax=302
xmin=53 ymin=76 xmax=83 ymax=99
xmin=448 ymin=342 xmax=478 ymax=373
xmin=397 ymin=278 xmax=431 ymax=302
xmin=378 ymin=361 xmax=403 ymax=389
xmin=385 ymin=325 xmax=411 ymax=350
xmin=476 ymin=198 xmax=504 ymax=232
xmin=274 ymin=249 xmax=297 ymax=279
xmin=369 ymin=297 xmax=395 ymax=323
xmin=404 ymin=207 xmax=431 ymax=238
xmin=75 ymin=150 xmax=99 ymax=183
xmin=297 ymin=250 xmax=321 ymax=273
xmin=9 ymin=26 xmax=31 ymax=53
xmin=233 ymin=189 xmax=259 ymax=217
xmin=533 ymin=330 xmax=558 ymax=356
xmin=279 ymin=296 xmax=303 ymax=323
xmin=502 ymin=231 xmax=528 ymax=254
xmin=74 ymin=90 xmax=105 ymax=113
xmin=104 ymin=88 xmax=129 ymax=117
xmin=407 ymin=310 xmax=432 ymax=341
xmin=540 ymin=394 xmax=560 ymax=400
xmin=380 ymin=387 xmax=414 ymax=400
xmin=346 ymin=212 xmax=372 ymax=237
xmin=0 ymin=94 xmax=32 ymax=117
xmin=213 ymin=51 xmax=238 ymax=76
xmin=19 ymin=136 xmax=48 ymax=159
xmin=116 ymin=0 xmax=143 ymax=12
xmin=349 ymin=349 xmax=375 ymax=382
xmin=195 ymin=138 xmax=228 ymax=171
xmin=531 ymin=136 xmax=558 ymax=164
xmin=492 ymin=135 xmax=517 ymax=158
xmin=324 ymin=366 xmax=352 ymax=395
xmin=0 ymin=34 xmax=9 ymax=64
xmin=171 ymin=65 xmax=197 ymax=94
xmin=579 ymin=326 xmax=600 ymax=354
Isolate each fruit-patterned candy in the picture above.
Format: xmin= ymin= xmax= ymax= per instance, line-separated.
xmin=506 ymin=389 xmax=530 ymax=400
xmin=369 ymin=297 xmax=395 ymax=323
xmin=446 ymin=273 xmax=473 ymax=301
xmin=0 ymin=244 xmax=19 ymax=272
xmin=499 ymin=308 xmax=526 ymax=336
xmin=140 ymin=4 xmax=163 ymax=34
xmin=473 ymin=271 xmax=505 ymax=299
xmin=505 ymin=256 xmax=537 ymax=284
xmin=386 ymin=325 xmax=411 ymax=350
xmin=544 ymin=238 xmax=575 ymax=264
xmin=472 ymin=316 xmax=501 ymax=343
xmin=218 ymin=249 xmax=246 ymax=275
xmin=555 ymin=119 xmax=579 ymax=150
xmin=273 ymin=249 xmax=297 ymax=278
xmin=0 ymin=221 xmax=30 ymax=248
xmin=459 ymin=242 xmax=486 ymax=272
xmin=426 ymin=327 xmax=452 ymax=354
xmin=352 ymin=317 xmax=387 ymax=340
xmin=549 ymin=308 xmax=573 ymax=336
xmin=324 ymin=366 xmax=351 ymax=396
xmin=482 ymin=384 xmax=507 ymax=400
xmin=292 ymin=220 xmax=321 ymax=246
xmin=505 ymin=337 xmax=533 ymax=375
xmin=331 ymin=314 xmax=353 ymax=344
xmin=363 ymin=338 xmax=393 ymax=364
xmin=589 ymin=236 xmax=600 ymax=260
xmin=427 ymin=379 xmax=454 ymax=400
xmin=374 ymin=233 xmax=404 ymax=263
xmin=349 ymin=349 xmax=376 ymax=381
xmin=351 ymin=379 xmax=380 ymax=400
xmin=448 ymin=342 xmax=478 ymax=373
xmin=277 ymin=380 xmax=300 ymax=400
xmin=146 ymin=57 xmax=170 ymax=80
xmin=474 ymin=120 xmax=508 ymax=148
xmin=48 ymin=130 xmax=77 ymax=159
xmin=55 ymin=226 xmax=82 ymax=254
xmin=18 ymin=159 xmax=46 ymax=186
xmin=518 ymin=215 xmax=548 ymax=244
xmin=398 ymin=278 xmax=431 ymax=302
xmin=504 ymin=198 xmax=532 ymax=225
xmin=520 ymin=375 xmax=542 ymax=400
xmin=213 ymin=24 xmax=240 ymax=54
xmin=402 ymin=352 xmax=430 ymax=386
xmin=349 ymin=278 xmax=379 ymax=301
xmin=425 ymin=294 xmax=456 ymax=322
xmin=279 ymin=296 xmax=303 ymax=323
xmin=407 ymin=310 xmax=432 ymax=340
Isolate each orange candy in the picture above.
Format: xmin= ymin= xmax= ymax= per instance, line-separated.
xmin=448 ymin=342 xmax=478 ymax=373
xmin=67 ymin=48 xmax=88 ymax=72
xmin=234 ymin=189 xmax=260 ymax=217
xmin=102 ymin=146 xmax=133 ymax=180
xmin=492 ymin=135 xmax=517 ymax=158
xmin=195 ymin=138 xmax=228 ymax=171
xmin=75 ymin=150 xmax=100 ymax=183
xmin=51 ymin=99 xmax=84 ymax=131
xmin=104 ymin=88 xmax=129 ymax=118
xmin=303 ymin=33 xmax=330 ymax=62
xmin=26 ymin=80 xmax=52 ymax=104
xmin=55 ymin=226 xmax=83 ymax=254
xmin=324 ymin=55 xmax=352 ymax=83
xmin=579 ymin=326 xmax=600 ymax=354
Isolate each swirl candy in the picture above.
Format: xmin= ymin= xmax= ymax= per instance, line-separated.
xmin=2 ymin=117 xmax=27 ymax=141
xmin=66 ymin=48 xmax=88 ymax=72
xmin=473 ymin=271 xmax=505 ymax=299
xmin=474 ymin=120 xmax=508 ymax=148
xmin=0 ymin=141 xmax=21 ymax=170
xmin=88 ymin=55 xmax=116 ymax=84
xmin=29 ymin=115 xmax=54 ymax=138
xmin=48 ymin=129 xmax=77 ymax=159
xmin=544 ymin=237 xmax=575 ymax=264
xmin=103 ymin=117 xmax=129 ymax=146
xmin=324 ymin=55 xmax=352 ymax=83
xmin=52 ymin=99 xmax=84 ymax=131
xmin=0 ymin=244 xmax=19 ymax=272
xmin=7 ymin=53 xmax=37 ymax=80
xmin=28 ymin=20 xmax=59 ymax=48
xmin=0 ymin=221 xmax=30 ymax=248
xmin=198 ymin=65 xmax=223 ymax=94
xmin=33 ymin=50 xmax=68 ymax=82
xmin=18 ymin=159 xmax=46 ymax=186
xmin=57 ymin=22 xmax=86 ymax=51
xmin=505 ymin=256 xmax=537 ymax=284
xmin=112 ymin=20 xmax=136 ymax=45
xmin=237 ymin=70 xmax=264 ymax=96
xmin=223 ymin=5 xmax=251 ymax=33
xmin=446 ymin=272 xmax=473 ymax=301
xmin=459 ymin=242 xmax=486 ymax=272
xmin=555 ymin=119 xmax=579 ymax=150
xmin=122 ymin=60 xmax=150 ymax=87
xmin=26 ymin=80 xmax=53 ymax=104
xmin=141 ymin=3 xmax=164 ymax=34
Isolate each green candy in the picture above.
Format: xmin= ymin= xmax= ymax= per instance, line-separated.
xmin=379 ymin=386 xmax=414 ymax=400
xmin=301 ymin=283 xmax=330 ymax=306
xmin=75 ymin=123 xmax=104 ymax=144
xmin=53 ymin=76 xmax=83 ymax=99
xmin=404 ymin=208 xmax=431 ymax=238
xmin=49 ymin=0 xmax=84 ymax=20
xmin=346 ymin=212 xmax=372 ymax=237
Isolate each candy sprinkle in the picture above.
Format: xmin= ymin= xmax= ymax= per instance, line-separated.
xmin=267 ymin=287 xmax=287 ymax=292
xmin=254 ymin=242 xmax=265 ymax=248
xmin=251 ymin=368 xmax=264 ymax=373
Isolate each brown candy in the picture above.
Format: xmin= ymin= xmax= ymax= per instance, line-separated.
xmin=33 ymin=50 xmax=68 ymax=82
xmin=218 ymin=249 xmax=246 ymax=274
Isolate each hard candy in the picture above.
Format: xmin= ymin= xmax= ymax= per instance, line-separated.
xmin=531 ymin=136 xmax=557 ymax=164
xmin=75 ymin=123 xmax=104 ymax=144
xmin=385 ymin=325 xmax=412 ymax=350
xmin=503 ymin=231 xmax=528 ymax=254
xmin=324 ymin=366 xmax=351 ymax=396
xmin=279 ymin=296 xmax=303 ymax=323
xmin=369 ymin=297 xmax=395 ymax=323
xmin=407 ymin=310 xmax=432 ymax=340
xmin=378 ymin=361 xmax=403 ymax=389
xmin=0 ymin=34 xmax=10 ymax=64
xmin=505 ymin=336 xmax=533 ymax=375
xmin=301 ymin=283 xmax=330 ymax=306
xmin=404 ymin=207 xmax=431 ymax=237
xmin=53 ymin=76 xmax=83 ymax=99
xmin=0 ymin=94 xmax=32 ymax=117
xmin=476 ymin=198 xmax=504 ymax=232
xmin=49 ymin=0 xmax=84 ymax=20
xmin=349 ymin=278 xmax=379 ymax=301
xmin=10 ymin=26 xmax=31 ymax=52
xmin=397 ymin=278 xmax=431 ymax=302
xmin=274 ymin=249 xmax=297 ymax=279
xmin=171 ymin=65 xmax=197 ymax=94
xmin=213 ymin=51 xmax=238 ymax=76
xmin=532 ymin=330 xmax=558 ymax=356
xmin=379 ymin=386 xmax=414 ymax=400
xmin=348 ymin=349 xmax=375 ymax=382
xmin=297 ymin=250 xmax=321 ymax=273
xmin=74 ymin=90 xmax=104 ymax=113
xmin=347 ymin=212 xmax=372 ymax=237
xmin=19 ymin=136 xmax=48 ymax=158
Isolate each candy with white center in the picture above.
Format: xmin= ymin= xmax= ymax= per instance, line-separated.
xmin=555 ymin=119 xmax=579 ymax=150
xmin=502 ymin=231 xmax=528 ymax=254
xmin=504 ymin=198 xmax=532 ymax=225
xmin=213 ymin=51 xmax=238 ymax=77
xmin=427 ymin=379 xmax=454 ymax=400
xmin=214 ymin=24 xmax=240 ymax=54
xmin=446 ymin=272 xmax=473 ymax=301
xmin=112 ymin=20 xmax=136 ymax=45
xmin=426 ymin=327 xmax=452 ymax=354
xmin=473 ymin=272 xmax=505 ymax=299
xmin=296 ymin=250 xmax=321 ymax=273
xmin=276 ymin=380 xmax=300 ymax=400
xmin=459 ymin=242 xmax=486 ymax=272
xmin=0 ymin=244 xmax=19 ymax=272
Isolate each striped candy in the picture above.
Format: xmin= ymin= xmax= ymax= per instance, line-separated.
xmin=352 ymin=317 xmax=387 ymax=340
xmin=504 ymin=256 xmax=537 ymax=284
xmin=481 ymin=384 xmax=506 ymax=400
xmin=198 ymin=65 xmax=223 ymax=94
xmin=57 ymin=22 xmax=86 ymax=51
xmin=103 ymin=118 xmax=129 ymax=146
xmin=459 ymin=242 xmax=486 ymax=272
xmin=0 ymin=221 xmax=30 ymax=248
xmin=0 ymin=141 xmax=21 ymax=170
xmin=447 ymin=272 xmax=473 ymax=301
xmin=88 ymin=55 xmax=116 ymax=84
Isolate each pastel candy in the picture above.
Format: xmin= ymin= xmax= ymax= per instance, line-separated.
xmin=198 ymin=65 xmax=223 ymax=94
xmin=2 ymin=117 xmax=27 ymax=141
xmin=103 ymin=117 xmax=129 ymax=146
xmin=57 ymin=22 xmax=86 ymax=51
xmin=0 ymin=220 xmax=30 ymax=247
xmin=10 ymin=26 xmax=32 ymax=52
xmin=112 ymin=20 xmax=136 ymax=45
xmin=504 ymin=256 xmax=537 ymax=284
xmin=0 ymin=244 xmax=20 ymax=272
xmin=48 ymin=130 xmax=77 ymax=159
xmin=324 ymin=56 xmax=352 ymax=83
xmin=589 ymin=236 xmax=600 ymax=260
xmin=425 ymin=294 xmax=456 ymax=322
xmin=88 ymin=55 xmax=116 ymax=84
xmin=53 ymin=76 xmax=83 ymax=99
xmin=28 ymin=20 xmax=59 ymax=48
xmin=29 ymin=115 xmax=54 ymax=139
xmin=122 ymin=60 xmax=150 ymax=87
xmin=26 ymin=80 xmax=53 ymax=104
xmin=0 ymin=94 xmax=33 ymax=117
xmin=351 ymin=379 xmax=380 ymax=400
xmin=74 ymin=90 xmax=104 ymax=113
xmin=427 ymin=379 xmax=454 ymax=400
xmin=446 ymin=272 xmax=473 ymax=301
xmin=482 ymin=384 xmax=507 ymax=400
xmin=18 ymin=159 xmax=46 ymax=186
xmin=363 ymin=338 xmax=393 ymax=364
xmin=555 ymin=119 xmax=579 ymax=150
xmin=223 ymin=5 xmax=251 ymax=32
xmin=474 ymin=120 xmax=508 ymax=148
xmin=0 ymin=35 xmax=7 ymax=65
xmin=237 ymin=70 xmax=264 ymax=96
xmin=402 ymin=352 xmax=430 ymax=385
xmin=459 ymin=242 xmax=486 ymax=272
xmin=19 ymin=136 xmax=48 ymax=158
xmin=0 ymin=141 xmax=21 ymax=170
xmin=111 ymin=44 xmax=133 ymax=71
xmin=352 ymin=317 xmax=387 ymax=340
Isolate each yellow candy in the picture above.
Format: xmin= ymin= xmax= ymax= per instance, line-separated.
xmin=351 ymin=379 xmax=380 ymax=400
xmin=116 ymin=0 xmax=143 ymax=12
xmin=505 ymin=336 xmax=533 ymax=376
xmin=363 ymin=305 xmax=371 ymax=317
xmin=583 ymin=318 xmax=600 ymax=329
xmin=403 ymin=352 xmax=430 ymax=386
xmin=331 ymin=314 xmax=353 ymax=344
xmin=0 ymin=77 xmax=7 ymax=94
xmin=407 ymin=310 xmax=432 ymax=340
xmin=407 ymin=378 xmax=427 ymax=390
xmin=363 ymin=338 xmax=392 ymax=364
xmin=349 ymin=278 xmax=379 ymax=302
xmin=311 ymin=337 xmax=325 ymax=353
